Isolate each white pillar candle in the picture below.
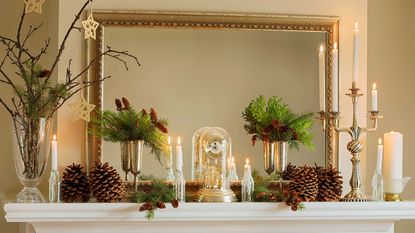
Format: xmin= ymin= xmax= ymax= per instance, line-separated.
xmin=51 ymin=135 xmax=58 ymax=171
xmin=319 ymin=45 xmax=326 ymax=112
xmin=371 ymin=83 xmax=378 ymax=111
xmin=352 ymin=22 xmax=360 ymax=89
xmin=176 ymin=137 xmax=183 ymax=172
xmin=376 ymin=138 xmax=383 ymax=171
xmin=331 ymin=42 xmax=339 ymax=112
xmin=167 ymin=136 xmax=173 ymax=168
xmin=384 ymin=131 xmax=403 ymax=193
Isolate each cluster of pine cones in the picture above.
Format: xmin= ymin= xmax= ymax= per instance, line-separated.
xmin=61 ymin=162 xmax=125 ymax=203
xmin=283 ymin=163 xmax=343 ymax=202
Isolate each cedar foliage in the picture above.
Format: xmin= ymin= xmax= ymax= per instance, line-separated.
xmin=242 ymin=95 xmax=314 ymax=150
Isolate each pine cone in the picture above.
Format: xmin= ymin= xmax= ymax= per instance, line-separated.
xmin=121 ymin=97 xmax=131 ymax=110
xmin=115 ymin=98 xmax=123 ymax=111
xmin=315 ymin=165 xmax=343 ymax=201
xmin=90 ymin=162 xmax=126 ymax=202
xmin=288 ymin=165 xmax=318 ymax=202
xmin=282 ymin=163 xmax=297 ymax=181
xmin=150 ymin=108 xmax=158 ymax=123
xmin=61 ymin=163 xmax=90 ymax=203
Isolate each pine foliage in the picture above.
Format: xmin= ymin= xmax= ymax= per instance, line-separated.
xmin=242 ymin=95 xmax=314 ymax=150
xmin=90 ymin=99 xmax=169 ymax=162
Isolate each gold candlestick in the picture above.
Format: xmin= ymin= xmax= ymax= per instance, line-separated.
xmin=335 ymin=88 xmax=382 ymax=202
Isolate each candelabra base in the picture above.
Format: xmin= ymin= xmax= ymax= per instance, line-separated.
xmin=341 ymin=189 xmax=368 ymax=202
xmin=385 ymin=193 xmax=402 ymax=202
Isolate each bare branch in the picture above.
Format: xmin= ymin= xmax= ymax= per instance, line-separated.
xmin=22 ymin=23 xmax=44 ymax=47
xmin=48 ymin=0 xmax=91 ymax=80
xmin=0 ymin=98 xmax=15 ymax=116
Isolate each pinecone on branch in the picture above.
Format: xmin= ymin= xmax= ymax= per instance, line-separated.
xmin=61 ymin=163 xmax=90 ymax=203
xmin=282 ymin=163 xmax=297 ymax=181
xmin=90 ymin=161 xmax=126 ymax=202
xmin=315 ymin=165 xmax=343 ymax=201
xmin=288 ymin=165 xmax=318 ymax=201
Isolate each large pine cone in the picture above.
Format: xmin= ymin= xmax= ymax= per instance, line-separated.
xmin=90 ymin=162 xmax=126 ymax=202
xmin=282 ymin=163 xmax=297 ymax=181
xmin=288 ymin=165 xmax=318 ymax=201
xmin=315 ymin=165 xmax=343 ymax=201
xmin=61 ymin=163 xmax=90 ymax=203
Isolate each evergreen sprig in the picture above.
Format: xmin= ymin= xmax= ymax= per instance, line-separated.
xmin=90 ymin=99 xmax=169 ymax=162
xmin=133 ymin=179 xmax=178 ymax=220
xmin=242 ymin=95 xmax=314 ymax=150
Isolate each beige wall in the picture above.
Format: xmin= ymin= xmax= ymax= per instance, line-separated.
xmin=367 ymin=0 xmax=415 ymax=232
xmin=0 ymin=0 xmax=55 ymax=232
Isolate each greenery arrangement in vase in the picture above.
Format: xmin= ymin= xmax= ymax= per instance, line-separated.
xmin=90 ymin=97 xmax=169 ymax=190
xmin=0 ymin=0 xmax=139 ymax=202
xmin=242 ymin=95 xmax=314 ymax=149
xmin=242 ymin=95 xmax=314 ymax=176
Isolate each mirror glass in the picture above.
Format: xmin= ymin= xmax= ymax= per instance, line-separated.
xmin=102 ymin=27 xmax=326 ymax=179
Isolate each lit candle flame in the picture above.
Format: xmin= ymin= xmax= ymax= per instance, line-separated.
xmin=372 ymin=82 xmax=377 ymax=90
xmin=231 ymin=156 xmax=235 ymax=163
xmin=334 ymin=42 xmax=338 ymax=49
xmin=378 ymin=138 xmax=382 ymax=145
xmin=354 ymin=22 xmax=359 ymax=29
xmin=52 ymin=135 xmax=57 ymax=141
xmin=168 ymin=136 xmax=171 ymax=145
xmin=177 ymin=137 xmax=181 ymax=146
xmin=246 ymin=158 xmax=249 ymax=165
xmin=320 ymin=45 xmax=324 ymax=52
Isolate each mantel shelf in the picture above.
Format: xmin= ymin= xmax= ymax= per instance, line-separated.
xmin=4 ymin=202 xmax=415 ymax=233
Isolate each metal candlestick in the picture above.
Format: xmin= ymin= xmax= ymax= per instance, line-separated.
xmin=318 ymin=87 xmax=382 ymax=202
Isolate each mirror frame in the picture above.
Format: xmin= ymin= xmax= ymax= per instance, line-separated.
xmin=85 ymin=11 xmax=339 ymax=173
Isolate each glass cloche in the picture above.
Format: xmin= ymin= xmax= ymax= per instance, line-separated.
xmin=192 ymin=127 xmax=236 ymax=202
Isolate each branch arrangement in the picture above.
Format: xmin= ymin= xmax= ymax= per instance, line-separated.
xmin=0 ymin=0 xmax=139 ymax=179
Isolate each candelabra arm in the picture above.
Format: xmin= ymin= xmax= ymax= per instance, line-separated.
xmin=362 ymin=111 xmax=383 ymax=133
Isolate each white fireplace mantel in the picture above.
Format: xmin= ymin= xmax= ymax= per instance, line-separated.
xmin=4 ymin=202 xmax=415 ymax=233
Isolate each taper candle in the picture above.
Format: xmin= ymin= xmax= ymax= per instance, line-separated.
xmin=319 ymin=45 xmax=326 ymax=112
xmin=176 ymin=137 xmax=183 ymax=172
xmin=51 ymin=135 xmax=58 ymax=171
xmin=384 ymin=131 xmax=403 ymax=193
xmin=332 ymin=42 xmax=339 ymax=112
xmin=353 ymin=22 xmax=360 ymax=88
xmin=167 ymin=136 xmax=173 ymax=168
xmin=371 ymin=83 xmax=378 ymax=111
xmin=376 ymin=138 xmax=383 ymax=171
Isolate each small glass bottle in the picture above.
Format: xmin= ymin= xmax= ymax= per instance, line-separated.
xmin=175 ymin=171 xmax=186 ymax=202
xmin=241 ymin=159 xmax=254 ymax=202
xmin=372 ymin=169 xmax=384 ymax=201
xmin=372 ymin=138 xmax=384 ymax=201
xmin=49 ymin=170 xmax=61 ymax=203
xmin=227 ymin=157 xmax=239 ymax=182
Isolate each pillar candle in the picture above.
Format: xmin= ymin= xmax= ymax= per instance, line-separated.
xmin=376 ymin=138 xmax=383 ymax=171
xmin=384 ymin=131 xmax=403 ymax=193
xmin=331 ymin=42 xmax=339 ymax=112
xmin=371 ymin=83 xmax=378 ymax=111
xmin=319 ymin=45 xmax=326 ymax=112
xmin=176 ymin=137 xmax=183 ymax=172
xmin=51 ymin=135 xmax=58 ymax=171
xmin=352 ymin=22 xmax=360 ymax=88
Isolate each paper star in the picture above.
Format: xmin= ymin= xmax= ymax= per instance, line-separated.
xmin=69 ymin=96 xmax=96 ymax=122
xmin=82 ymin=13 xmax=100 ymax=40
xmin=24 ymin=0 xmax=45 ymax=14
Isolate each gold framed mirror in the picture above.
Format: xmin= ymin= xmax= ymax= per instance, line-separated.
xmin=86 ymin=11 xmax=339 ymax=178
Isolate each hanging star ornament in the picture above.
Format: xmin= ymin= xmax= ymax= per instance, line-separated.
xmin=69 ymin=96 xmax=96 ymax=122
xmin=24 ymin=0 xmax=46 ymax=14
xmin=82 ymin=13 xmax=100 ymax=40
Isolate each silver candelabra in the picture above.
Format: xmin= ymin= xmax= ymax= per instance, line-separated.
xmin=318 ymin=87 xmax=382 ymax=202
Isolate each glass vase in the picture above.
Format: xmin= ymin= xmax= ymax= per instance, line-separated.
xmin=12 ymin=116 xmax=53 ymax=203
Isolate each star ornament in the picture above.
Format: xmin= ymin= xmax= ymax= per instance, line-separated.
xmin=24 ymin=0 xmax=46 ymax=14
xmin=69 ymin=96 xmax=96 ymax=122
xmin=82 ymin=13 xmax=100 ymax=40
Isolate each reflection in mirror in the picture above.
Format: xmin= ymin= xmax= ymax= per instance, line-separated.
xmin=101 ymin=28 xmax=326 ymax=180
